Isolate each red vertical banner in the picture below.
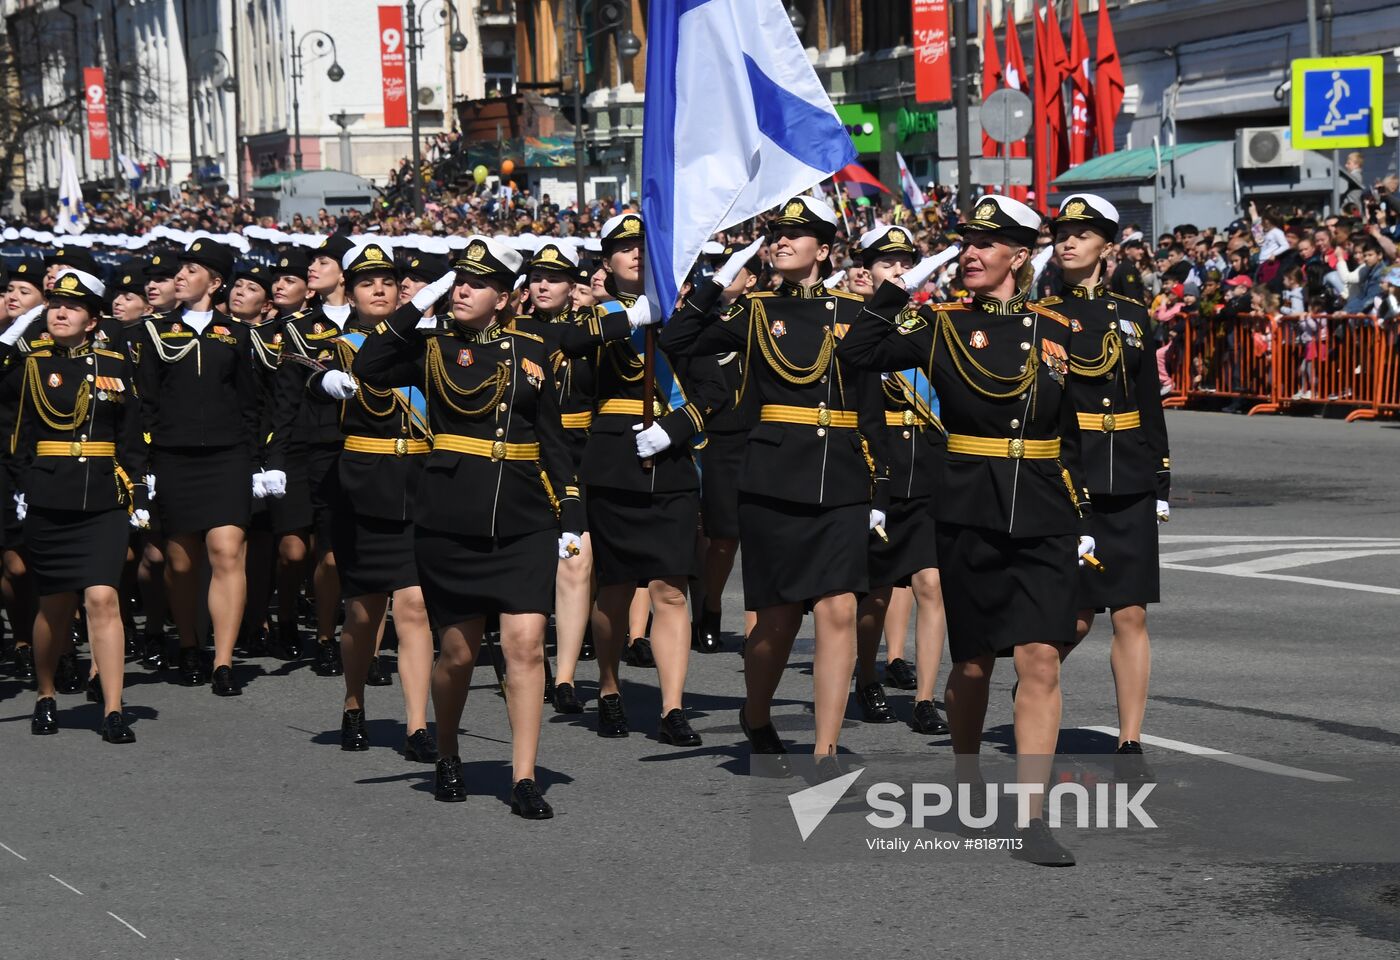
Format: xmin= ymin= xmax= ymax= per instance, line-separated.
xmin=912 ymin=0 xmax=951 ymax=103
xmin=83 ymin=67 xmax=110 ymax=161
xmin=378 ymin=6 xmax=409 ymax=128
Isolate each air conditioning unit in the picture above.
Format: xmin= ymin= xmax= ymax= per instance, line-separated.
xmin=1236 ymin=127 xmax=1303 ymax=170
xmin=417 ymin=85 xmax=444 ymax=111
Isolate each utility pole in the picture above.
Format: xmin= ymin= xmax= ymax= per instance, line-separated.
xmin=568 ymin=0 xmax=586 ymax=214
xmin=953 ymin=0 xmax=971 ymax=211
xmin=406 ymin=0 xmax=423 ymax=214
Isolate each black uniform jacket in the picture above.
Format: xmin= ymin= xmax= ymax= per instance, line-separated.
xmin=837 ymin=282 xmax=1089 ymax=538
xmin=271 ymin=303 xmax=349 ymax=454
xmin=558 ymin=290 xmax=726 ymax=495
xmin=1050 ymin=283 xmax=1171 ymax=499
xmin=240 ymin=315 xmax=285 ymax=474
xmin=659 ymin=278 xmax=890 ymax=511
xmin=133 ymin=309 xmax=259 ymax=464
xmin=878 ymin=370 xmax=946 ymax=503
xmin=353 ymin=303 xmax=582 ymax=539
xmin=2 ymin=338 xmax=147 ymax=513
xmin=512 ymin=308 xmax=597 ymax=460
xmin=305 ymin=310 xmax=427 ymax=524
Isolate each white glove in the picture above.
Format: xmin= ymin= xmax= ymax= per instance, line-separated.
xmin=625 ymin=295 xmax=659 ymax=330
xmin=129 ymin=508 xmax=151 ymax=529
xmin=320 ymin=369 xmax=359 ymax=400
xmin=869 ymin=509 xmax=886 ymax=531
xmin=901 ymin=244 xmax=961 ymax=292
xmin=632 ymin=421 xmax=672 ymax=458
xmin=824 ymin=270 xmax=847 ymax=290
xmin=1156 ymin=500 xmax=1170 ymax=523
xmin=144 ymin=474 xmax=156 ymax=501
xmin=252 ymin=472 xmax=268 ymax=499
xmin=713 ymin=237 xmax=764 ymax=287
xmin=13 ymin=492 xmax=25 ymax=522
xmin=411 ymin=270 xmax=457 ymax=312
xmin=1031 ymin=245 xmax=1055 ymax=287
xmin=1078 ymin=535 xmax=1097 ymax=567
xmin=558 ymin=532 xmax=583 ymax=559
xmin=0 ymin=303 xmax=44 ymax=346
xmin=263 ymin=469 xmax=288 ymax=499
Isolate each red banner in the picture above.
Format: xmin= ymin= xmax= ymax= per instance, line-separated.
xmin=83 ymin=67 xmax=110 ymax=161
xmin=378 ymin=6 xmax=408 ymax=128
xmin=912 ymin=0 xmax=951 ymax=103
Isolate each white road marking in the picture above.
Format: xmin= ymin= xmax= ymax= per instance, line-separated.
xmin=107 ymin=912 xmax=147 ymax=939
xmin=1161 ymin=543 xmax=1400 ymax=563
xmin=1080 ymin=726 xmax=1351 ymax=783
xmin=1161 ymin=561 xmax=1400 ymax=596
xmin=1214 ymin=549 xmax=1400 ymax=574
xmin=1160 ymin=535 xmax=1400 ymax=543
xmin=49 ymin=875 xmax=83 ymax=895
xmin=0 ymin=842 xmax=27 ymax=861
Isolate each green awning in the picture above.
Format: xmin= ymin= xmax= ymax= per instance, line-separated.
xmin=251 ymin=170 xmax=312 ymax=190
xmin=1052 ymin=141 xmax=1226 ymax=185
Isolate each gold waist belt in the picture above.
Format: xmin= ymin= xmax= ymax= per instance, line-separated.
xmin=1076 ymin=411 xmax=1141 ymax=433
xmin=559 ymin=411 xmax=594 ymax=429
xmin=36 ymin=441 xmax=116 ymax=457
xmin=433 ymin=434 xmax=540 ymax=461
xmin=885 ymin=410 xmax=921 ymax=427
xmin=343 ymin=436 xmax=431 ymax=457
xmin=597 ymin=398 xmax=666 ymax=418
xmin=760 ymin=404 xmax=859 ymax=429
xmin=945 ymin=435 xmax=1061 ymax=460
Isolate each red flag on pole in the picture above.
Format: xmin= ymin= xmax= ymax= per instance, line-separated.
xmin=1094 ymin=0 xmax=1125 ymax=156
xmin=980 ymin=6 xmax=1002 ymax=164
xmin=1044 ymin=2 xmax=1072 ymax=179
xmin=1067 ymin=0 xmax=1094 ymax=167
xmin=1004 ymin=16 xmax=1030 ymax=202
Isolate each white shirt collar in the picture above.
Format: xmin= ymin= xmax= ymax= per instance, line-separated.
xmin=322 ymin=303 xmax=351 ymax=330
xmin=183 ymin=308 xmax=214 ymax=334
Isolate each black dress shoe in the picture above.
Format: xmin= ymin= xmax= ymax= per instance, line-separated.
xmin=740 ymin=708 xmax=791 ymax=777
xmin=801 ymin=752 xmax=851 ymax=786
xmin=31 ymin=697 xmax=58 ymax=736
xmin=13 ymin=644 xmax=35 ymax=682
xmin=210 ymin=665 xmax=242 ymax=697
xmin=403 ymin=728 xmax=438 ymax=763
xmin=910 ymin=699 xmax=949 ymax=735
xmin=1012 ymin=817 xmax=1076 ymax=867
xmin=341 ymin=709 xmax=369 ymax=751
xmin=313 ymin=641 xmax=344 ymax=677
xmin=596 ymin=693 xmax=629 ymax=738
xmin=177 ymin=647 xmax=206 ymax=686
xmin=140 ymin=633 xmax=165 ymax=670
xmin=658 ymin=708 xmax=702 ymax=746
xmin=1114 ymin=740 xmax=1156 ymax=783
xmin=101 ymin=711 xmax=135 ymax=744
xmin=884 ymin=657 xmax=918 ymax=690
xmin=856 ymin=681 xmax=897 ymax=724
xmin=240 ymin=625 xmax=269 ymax=658
xmin=273 ymin=624 xmax=303 ymax=661
xmin=434 ymin=756 xmax=467 ymax=802
xmin=510 ymin=778 xmax=554 ymax=820
xmin=86 ymin=674 xmax=101 ymax=703
xmin=124 ymin=630 xmax=139 ymax=660
xmin=552 ymin=681 xmax=583 ymax=715
xmin=692 ymin=609 xmax=723 ymax=654
xmin=55 ymin=653 xmax=83 ymax=694
xmin=579 ymin=629 xmax=596 ymax=661
xmin=623 ymin=637 xmax=655 ymax=668
xmin=366 ymin=654 xmax=393 ymax=687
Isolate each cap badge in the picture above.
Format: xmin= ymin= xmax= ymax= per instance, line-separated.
xmin=280 ymin=258 xmax=289 ymax=267
xmin=975 ymin=201 xmax=996 ymax=221
xmin=365 ymin=246 xmax=385 ymax=261
xmin=783 ymin=200 xmax=805 ymax=218
xmin=59 ymin=274 xmax=79 ymax=291
xmin=192 ymin=242 xmax=202 ymax=251
xmin=1064 ymin=199 xmax=1087 ymax=218
xmin=467 ymin=241 xmax=487 ymax=262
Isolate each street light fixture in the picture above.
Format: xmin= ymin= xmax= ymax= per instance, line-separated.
xmin=566 ymin=0 xmax=640 ymax=217
xmin=202 ymin=49 xmax=239 ymax=94
xmin=405 ymin=0 xmax=471 ymax=214
xmin=787 ymin=4 xmax=806 ymax=33
xmin=290 ymin=28 xmax=345 ymax=171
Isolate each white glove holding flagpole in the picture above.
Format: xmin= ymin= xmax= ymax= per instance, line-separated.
xmin=633 ymin=422 xmax=672 ymax=458
xmin=625 ymin=295 xmax=660 ymax=330
xmin=411 ymin=271 xmax=457 ymax=312
xmin=0 ymin=303 xmax=45 ymax=346
xmin=900 ymin=244 xmax=961 ymax=293
xmin=320 ymin=369 xmax=359 ymax=400
xmin=713 ymin=237 xmax=764 ymax=288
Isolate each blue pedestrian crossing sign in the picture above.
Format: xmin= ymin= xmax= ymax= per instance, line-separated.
xmin=1290 ymin=56 xmax=1385 ymax=150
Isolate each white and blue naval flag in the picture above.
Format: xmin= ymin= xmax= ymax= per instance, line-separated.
xmin=641 ymin=0 xmax=857 ymax=314
xmin=56 ymin=141 xmax=88 ymax=236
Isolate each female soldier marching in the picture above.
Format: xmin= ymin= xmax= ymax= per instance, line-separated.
xmin=838 ymin=195 xmax=1093 ymax=866
xmin=303 ymin=240 xmax=436 ymax=761
xmin=659 ymin=195 xmax=890 ymax=767
xmin=1048 ymin=193 xmax=1170 ymax=781
xmin=353 ymin=236 xmax=583 ymax=819
xmin=1 ymin=269 xmax=148 ymax=742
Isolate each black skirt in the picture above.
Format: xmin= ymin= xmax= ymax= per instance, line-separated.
xmin=700 ymin=430 xmax=746 ymax=540
xmin=936 ymin=522 xmax=1076 ymax=662
xmin=306 ymin=443 xmax=341 ymax=546
xmin=1078 ymin=491 xmax=1160 ymax=610
xmin=152 ymin=445 xmax=252 ymax=535
xmin=332 ymin=508 xmax=419 ymax=598
xmin=25 ymin=506 xmax=129 ymax=595
xmin=738 ymin=493 xmax=868 ymax=609
xmin=416 ymin=526 xmax=556 ymax=626
xmin=265 ymin=449 xmax=313 ymax=534
xmin=587 ymin=485 xmax=699 ymax=586
xmin=868 ymin=495 xmax=939 ymax=588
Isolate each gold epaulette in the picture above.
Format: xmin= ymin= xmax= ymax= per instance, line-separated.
xmin=93 ymin=348 xmax=125 ymax=360
xmin=27 ymin=349 xmax=52 ymax=358
xmin=1029 ymin=302 xmax=1071 ymax=327
xmin=1037 ymin=296 xmax=1064 ymax=306
xmin=828 ymin=289 xmax=864 ymax=302
xmin=747 ymin=291 xmax=776 ymax=299
xmin=928 ymin=301 xmax=967 ymax=311
xmin=1109 ymin=291 xmax=1145 ymax=308
xmin=508 ymin=326 xmax=544 ymax=343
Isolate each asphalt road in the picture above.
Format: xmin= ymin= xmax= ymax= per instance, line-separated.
xmin=3 ymin=409 xmax=1399 ymax=959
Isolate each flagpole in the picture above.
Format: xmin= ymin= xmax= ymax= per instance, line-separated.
xmin=836 ymin=180 xmax=853 ymax=237
xmin=641 ymin=325 xmax=656 ymax=472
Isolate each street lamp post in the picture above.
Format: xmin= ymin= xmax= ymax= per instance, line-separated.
xmin=565 ymin=0 xmax=640 ymax=218
xmin=191 ymin=49 xmax=239 ymax=192
xmin=290 ymin=28 xmax=344 ymax=172
xmin=405 ymin=0 xmax=469 ymax=215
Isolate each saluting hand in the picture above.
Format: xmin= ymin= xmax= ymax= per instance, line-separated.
xmin=633 ymin=422 xmax=672 ymax=458
xmin=320 ymin=370 xmax=359 ymax=400
xmin=900 ymin=244 xmax=961 ymax=293
xmin=0 ymin=303 xmax=44 ymax=346
xmin=412 ymin=271 xmax=457 ymax=312
xmin=713 ymin=237 xmax=764 ymax=288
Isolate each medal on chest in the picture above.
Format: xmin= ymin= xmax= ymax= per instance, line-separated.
xmin=1118 ymin=318 xmax=1142 ymax=349
xmin=47 ymin=372 xmax=62 ymax=388
xmin=457 ymin=348 xmax=474 ymax=367
xmin=969 ymin=330 xmax=989 ymax=349
xmin=770 ymin=320 xmax=787 ymax=338
xmin=1041 ymin=339 xmax=1068 ymax=384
